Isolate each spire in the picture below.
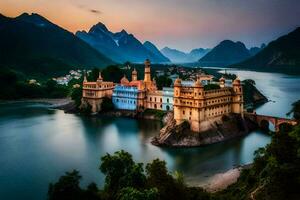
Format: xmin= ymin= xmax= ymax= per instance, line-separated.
xmin=219 ymin=76 xmax=225 ymax=88
xmin=132 ymin=68 xmax=137 ymax=81
xmin=144 ymin=59 xmax=151 ymax=82
xmin=97 ymin=71 xmax=103 ymax=81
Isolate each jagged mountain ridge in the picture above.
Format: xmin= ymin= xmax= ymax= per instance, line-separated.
xmin=76 ymin=23 xmax=170 ymax=63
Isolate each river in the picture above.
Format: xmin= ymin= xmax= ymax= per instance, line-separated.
xmin=0 ymin=69 xmax=299 ymax=200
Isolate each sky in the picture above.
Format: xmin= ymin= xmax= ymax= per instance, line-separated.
xmin=1 ymin=0 xmax=299 ymax=52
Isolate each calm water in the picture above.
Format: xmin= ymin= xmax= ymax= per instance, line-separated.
xmin=0 ymin=70 xmax=299 ymax=200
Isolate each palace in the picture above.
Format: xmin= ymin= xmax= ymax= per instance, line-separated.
xmin=112 ymin=59 xmax=162 ymax=111
xmin=173 ymin=76 xmax=243 ymax=132
xmin=81 ymin=59 xmax=244 ymax=133
xmin=81 ymin=72 xmax=114 ymax=113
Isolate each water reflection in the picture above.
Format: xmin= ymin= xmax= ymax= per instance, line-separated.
xmin=2 ymin=67 xmax=299 ymax=200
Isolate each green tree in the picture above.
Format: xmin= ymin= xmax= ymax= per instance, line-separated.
xmin=71 ymin=86 xmax=82 ymax=107
xmin=89 ymin=68 xmax=100 ymax=82
xmin=100 ymin=150 xmax=146 ymax=198
xmin=117 ymin=187 xmax=158 ymax=200
xmin=287 ymin=100 xmax=300 ymax=120
xmin=48 ymin=170 xmax=82 ymax=200
xmin=155 ymin=75 xmax=172 ymax=90
xmin=102 ymin=65 xmax=124 ymax=83
xmin=146 ymin=159 xmax=186 ymax=200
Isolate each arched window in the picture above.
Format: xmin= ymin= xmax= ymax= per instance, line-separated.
xmin=166 ymin=105 xmax=170 ymax=111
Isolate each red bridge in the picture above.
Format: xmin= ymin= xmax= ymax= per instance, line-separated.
xmin=244 ymin=112 xmax=298 ymax=132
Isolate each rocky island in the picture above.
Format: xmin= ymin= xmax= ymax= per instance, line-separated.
xmin=152 ymin=112 xmax=257 ymax=147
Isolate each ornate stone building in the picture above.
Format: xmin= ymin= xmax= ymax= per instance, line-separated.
xmin=82 ymin=72 xmax=114 ymax=113
xmin=173 ymin=76 xmax=243 ymax=132
xmin=112 ymin=59 xmax=159 ymax=111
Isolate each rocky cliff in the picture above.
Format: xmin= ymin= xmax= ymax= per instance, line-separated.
xmin=152 ymin=113 xmax=257 ymax=147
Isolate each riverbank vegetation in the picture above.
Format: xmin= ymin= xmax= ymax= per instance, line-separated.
xmin=287 ymin=100 xmax=300 ymax=120
xmin=48 ymin=124 xmax=300 ymax=200
xmin=0 ymin=68 xmax=69 ymax=100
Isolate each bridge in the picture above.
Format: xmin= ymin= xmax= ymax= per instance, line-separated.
xmin=244 ymin=112 xmax=298 ymax=132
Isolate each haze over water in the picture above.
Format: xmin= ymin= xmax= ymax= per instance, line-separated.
xmin=0 ymin=69 xmax=299 ymax=200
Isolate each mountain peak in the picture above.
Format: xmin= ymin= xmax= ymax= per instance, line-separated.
xmin=199 ymin=39 xmax=250 ymax=66
xmin=89 ymin=22 xmax=109 ymax=33
xmin=143 ymin=41 xmax=156 ymax=48
xmin=120 ymin=29 xmax=127 ymax=34
xmin=16 ymin=13 xmax=54 ymax=28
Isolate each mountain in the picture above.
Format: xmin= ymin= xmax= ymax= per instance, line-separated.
xmin=249 ymin=47 xmax=261 ymax=56
xmin=188 ymin=48 xmax=211 ymax=61
xmin=76 ymin=23 xmax=169 ymax=63
xmin=198 ymin=40 xmax=251 ymax=66
xmin=249 ymin=43 xmax=266 ymax=56
xmin=160 ymin=47 xmax=188 ymax=63
xmin=160 ymin=47 xmax=210 ymax=63
xmin=0 ymin=13 xmax=114 ymax=76
xmin=143 ymin=41 xmax=170 ymax=62
xmin=233 ymin=28 xmax=300 ymax=71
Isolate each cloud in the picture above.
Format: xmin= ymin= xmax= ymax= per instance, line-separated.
xmin=90 ymin=9 xmax=101 ymax=15
xmin=74 ymin=2 xmax=102 ymax=15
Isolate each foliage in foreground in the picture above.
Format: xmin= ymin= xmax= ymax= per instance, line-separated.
xmin=48 ymin=150 xmax=210 ymax=200
xmin=287 ymin=99 xmax=300 ymax=120
xmin=48 ymin=124 xmax=300 ymax=200
xmin=216 ymin=124 xmax=300 ymax=200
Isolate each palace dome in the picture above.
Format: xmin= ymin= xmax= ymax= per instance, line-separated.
xmin=120 ymin=75 xmax=129 ymax=85
xmin=174 ymin=78 xmax=182 ymax=86
xmin=132 ymin=68 xmax=137 ymax=75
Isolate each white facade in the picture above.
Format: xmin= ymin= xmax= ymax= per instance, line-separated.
xmin=162 ymin=87 xmax=174 ymax=111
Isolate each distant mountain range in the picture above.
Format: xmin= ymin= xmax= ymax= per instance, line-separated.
xmin=0 ymin=13 xmax=114 ymax=76
xmin=198 ymin=40 xmax=264 ymax=66
xmin=160 ymin=47 xmax=210 ymax=63
xmin=76 ymin=23 xmax=170 ymax=63
xmin=232 ymin=27 xmax=300 ymax=71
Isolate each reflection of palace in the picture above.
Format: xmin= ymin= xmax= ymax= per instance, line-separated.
xmin=81 ymin=59 xmax=244 ymax=132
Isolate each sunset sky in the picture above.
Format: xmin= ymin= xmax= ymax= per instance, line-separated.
xmin=1 ymin=0 xmax=299 ymax=51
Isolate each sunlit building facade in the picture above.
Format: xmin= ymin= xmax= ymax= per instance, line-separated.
xmin=81 ymin=72 xmax=114 ymax=113
xmin=173 ymin=76 xmax=243 ymax=132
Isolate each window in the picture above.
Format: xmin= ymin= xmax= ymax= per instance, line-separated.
xmin=167 ymin=98 xmax=169 ymax=103
xmin=183 ymin=111 xmax=185 ymax=115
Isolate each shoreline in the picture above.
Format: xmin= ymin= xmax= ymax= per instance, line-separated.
xmin=0 ymin=98 xmax=73 ymax=107
xmin=200 ymin=164 xmax=252 ymax=192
